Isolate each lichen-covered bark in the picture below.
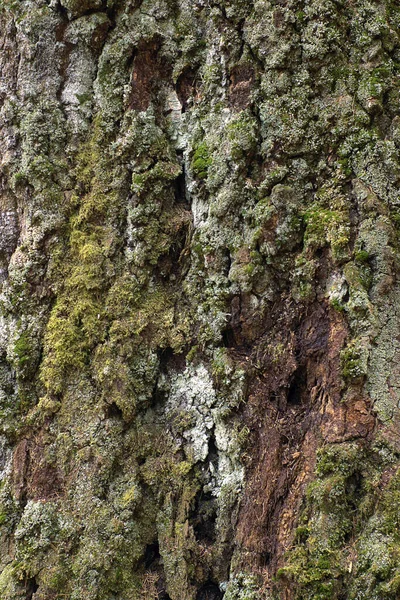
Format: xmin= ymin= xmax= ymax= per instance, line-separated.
xmin=0 ymin=0 xmax=400 ymax=599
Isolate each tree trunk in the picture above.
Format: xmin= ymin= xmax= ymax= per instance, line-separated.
xmin=0 ymin=0 xmax=399 ymax=598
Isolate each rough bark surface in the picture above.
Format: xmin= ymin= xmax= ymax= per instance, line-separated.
xmin=0 ymin=0 xmax=400 ymax=599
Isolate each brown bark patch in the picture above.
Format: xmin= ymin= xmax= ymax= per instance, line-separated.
xmin=12 ymin=439 xmax=29 ymax=502
xmin=129 ymin=37 xmax=172 ymax=111
xmin=229 ymin=64 xmax=255 ymax=111
xmin=0 ymin=16 xmax=18 ymax=102
xmin=233 ymin=302 xmax=368 ymax=578
xmin=176 ymin=68 xmax=198 ymax=112
xmin=321 ymin=393 xmax=375 ymax=443
xmin=11 ymin=436 xmax=64 ymax=502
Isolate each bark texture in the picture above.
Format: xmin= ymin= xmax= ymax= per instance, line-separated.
xmin=0 ymin=0 xmax=400 ymax=599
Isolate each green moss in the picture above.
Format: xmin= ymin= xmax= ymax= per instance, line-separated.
xmin=279 ymin=440 xmax=400 ymax=600
xmin=303 ymin=201 xmax=350 ymax=260
xmin=227 ymin=112 xmax=258 ymax=162
xmin=355 ymin=250 xmax=370 ymax=264
xmin=41 ymin=295 xmax=104 ymax=394
xmin=14 ymin=501 xmax=63 ymax=580
xmin=348 ymin=466 xmax=400 ymax=599
xmin=340 ymin=339 xmax=367 ymax=380
xmin=278 ymin=443 xmax=364 ymax=598
xmin=292 ymin=256 xmax=317 ymax=302
xmin=131 ymin=161 xmax=181 ymax=196
xmin=0 ymin=564 xmax=19 ymax=598
xmin=330 ymin=298 xmax=345 ymax=312
xmin=13 ymin=331 xmax=32 ymax=370
xmin=191 ymin=142 xmax=212 ymax=179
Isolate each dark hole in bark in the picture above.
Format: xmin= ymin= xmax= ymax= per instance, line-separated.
xmin=225 ymin=250 xmax=232 ymax=276
xmin=193 ymin=490 xmax=217 ymax=544
xmin=192 ymin=431 xmax=218 ymax=543
xmin=345 ymin=471 xmax=363 ymax=526
xmin=55 ymin=3 xmax=68 ymax=20
xmin=26 ymin=577 xmax=38 ymax=600
xmin=287 ymin=367 xmax=307 ymax=405
xmin=156 ymin=203 xmax=191 ymax=280
xmin=105 ymin=402 xmax=123 ymax=419
xmin=155 ymin=571 xmax=171 ymax=599
xmin=151 ymin=387 xmax=167 ymax=408
xmin=208 ymin=430 xmax=218 ymax=461
xmin=157 ymin=347 xmax=186 ymax=372
xmin=196 ymin=581 xmax=224 ymax=600
xmin=261 ymin=550 xmax=271 ymax=565
xmin=158 ymin=346 xmax=175 ymax=362
xmin=222 ymin=326 xmax=236 ymax=348
xmin=270 ymin=391 xmax=278 ymax=403
xmin=174 ymin=167 xmax=188 ymax=205
xmin=144 ymin=542 xmax=161 ymax=569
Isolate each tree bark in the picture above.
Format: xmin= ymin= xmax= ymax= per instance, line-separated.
xmin=0 ymin=0 xmax=400 ymax=599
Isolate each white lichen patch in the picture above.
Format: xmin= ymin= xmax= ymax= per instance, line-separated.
xmin=166 ymin=363 xmax=217 ymax=462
